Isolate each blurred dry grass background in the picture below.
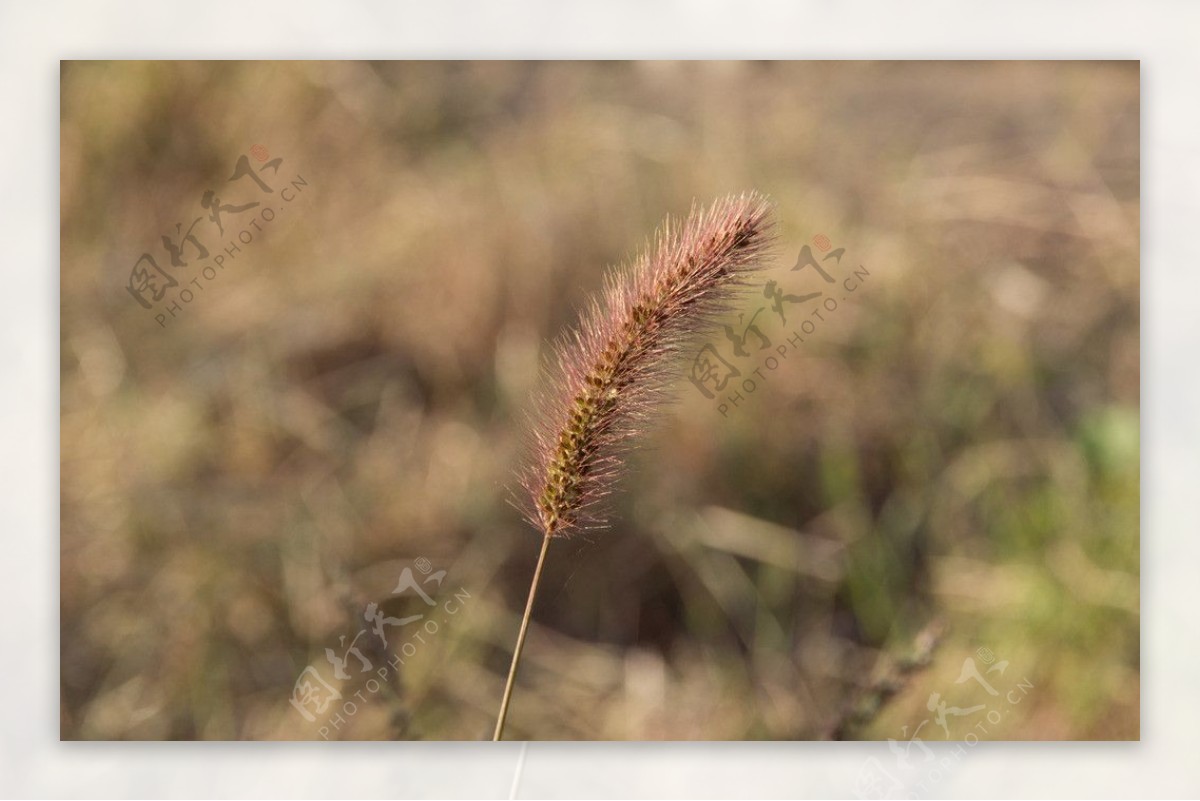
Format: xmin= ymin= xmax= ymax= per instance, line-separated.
xmin=60 ymin=61 xmax=1139 ymax=741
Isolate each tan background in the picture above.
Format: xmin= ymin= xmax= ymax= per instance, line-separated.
xmin=60 ymin=61 xmax=1139 ymax=740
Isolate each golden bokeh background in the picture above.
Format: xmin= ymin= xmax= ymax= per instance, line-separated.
xmin=60 ymin=61 xmax=1139 ymax=740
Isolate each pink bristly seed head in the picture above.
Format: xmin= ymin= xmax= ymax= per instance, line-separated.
xmin=520 ymin=192 xmax=776 ymax=537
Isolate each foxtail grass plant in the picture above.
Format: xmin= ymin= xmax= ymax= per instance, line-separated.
xmin=493 ymin=193 xmax=776 ymax=740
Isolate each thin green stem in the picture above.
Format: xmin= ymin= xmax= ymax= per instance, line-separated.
xmin=493 ymin=532 xmax=553 ymax=741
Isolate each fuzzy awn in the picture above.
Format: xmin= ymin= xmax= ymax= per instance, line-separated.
xmin=494 ymin=192 xmax=776 ymax=740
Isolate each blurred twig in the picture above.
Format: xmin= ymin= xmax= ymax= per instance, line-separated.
xmin=825 ymin=618 xmax=946 ymax=740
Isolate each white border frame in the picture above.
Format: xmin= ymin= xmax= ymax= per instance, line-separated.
xmin=6 ymin=1 xmax=1195 ymax=797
